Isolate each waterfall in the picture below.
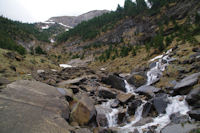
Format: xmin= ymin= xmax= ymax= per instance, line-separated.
xmin=146 ymin=49 xmax=172 ymax=85
xmin=101 ymin=100 xmax=119 ymax=127
xmin=99 ymin=48 xmax=190 ymax=133
xmin=124 ymin=80 xmax=137 ymax=94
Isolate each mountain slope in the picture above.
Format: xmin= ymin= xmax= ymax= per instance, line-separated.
xmin=0 ymin=16 xmax=52 ymax=54
xmin=54 ymin=0 xmax=200 ymax=67
xmin=48 ymin=10 xmax=109 ymax=27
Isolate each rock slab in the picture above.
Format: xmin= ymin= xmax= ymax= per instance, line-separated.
xmin=0 ymin=80 xmax=71 ymax=133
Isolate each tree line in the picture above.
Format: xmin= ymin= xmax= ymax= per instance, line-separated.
xmin=0 ymin=16 xmax=50 ymax=55
xmin=56 ymin=0 xmax=176 ymax=43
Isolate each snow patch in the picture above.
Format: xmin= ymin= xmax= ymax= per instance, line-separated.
xmin=59 ymin=64 xmax=73 ymax=68
xmin=41 ymin=25 xmax=49 ymax=29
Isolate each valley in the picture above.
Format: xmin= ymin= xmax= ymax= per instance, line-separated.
xmin=0 ymin=0 xmax=200 ymax=133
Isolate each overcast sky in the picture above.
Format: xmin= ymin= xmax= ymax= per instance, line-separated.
xmin=0 ymin=0 xmax=125 ymax=23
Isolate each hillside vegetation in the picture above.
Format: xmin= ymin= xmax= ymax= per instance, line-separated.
xmin=0 ymin=16 xmax=50 ymax=54
xmin=56 ymin=0 xmax=176 ymax=42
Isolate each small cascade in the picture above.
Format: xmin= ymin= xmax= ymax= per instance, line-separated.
xmin=146 ymin=49 xmax=172 ymax=85
xmin=124 ymin=80 xmax=136 ymax=94
xmin=99 ymin=48 xmax=190 ymax=133
xmin=119 ymin=96 xmax=189 ymax=133
xmin=101 ymin=100 xmax=119 ymax=127
xmin=136 ymin=96 xmax=189 ymax=133
xmin=122 ymin=102 xmax=146 ymax=129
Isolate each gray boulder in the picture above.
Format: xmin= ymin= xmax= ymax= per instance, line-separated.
xmin=128 ymin=99 xmax=142 ymax=115
xmin=136 ymin=85 xmax=161 ymax=97
xmin=174 ymin=72 xmax=200 ymax=95
xmin=161 ymin=123 xmax=199 ymax=133
xmin=170 ymin=113 xmax=189 ymax=124
xmin=98 ymin=87 xmax=117 ymax=99
xmin=186 ymin=86 xmax=200 ymax=109
xmin=0 ymin=80 xmax=71 ymax=133
xmin=0 ymin=77 xmax=10 ymax=86
xmin=74 ymin=128 xmax=92 ymax=133
xmin=127 ymin=72 xmax=147 ymax=88
xmin=117 ymin=92 xmax=135 ymax=104
xmin=101 ymin=74 xmax=126 ymax=92
xmin=153 ymin=93 xmax=169 ymax=114
xmin=95 ymin=105 xmax=110 ymax=127
xmin=188 ymin=109 xmax=200 ymax=121
xmin=142 ymin=102 xmax=154 ymax=117
xmin=70 ymin=94 xmax=96 ymax=126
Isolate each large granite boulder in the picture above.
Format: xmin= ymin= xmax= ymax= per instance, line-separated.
xmin=174 ymin=72 xmax=200 ymax=95
xmin=70 ymin=94 xmax=96 ymax=126
xmin=101 ymin=74 xmax=126 ymax=92
xmin=0 ymin=80 xmax=71 ymax=133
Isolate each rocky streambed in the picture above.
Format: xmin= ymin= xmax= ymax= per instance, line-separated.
xmin=0 ymin=47 xmax=200 ymax=133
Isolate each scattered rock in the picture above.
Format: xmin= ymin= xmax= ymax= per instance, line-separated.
xmin=127 ymin=72 xmax=147 ymax=88
xmin=58 ymin=76 xmax=87 ymax=86
xmin=4 ymin=52 xmax=23 ymax=61
xmin=161 ymin=123 xmax=199 ymax=133
xmin=136 ymin=85 xmax=161 ymax=97
xmin=149 ymin=62 xmax=157 ymax=69
xmin=0 ymin=77 xmax=10 ymax=86
xmin=174 ymin=72 xmax=200 ymax=95
xmin=70 ymin=94 xmax=96 ymax=126
xmin=74 ymin=128 xmax=92 ymax=133
xmin=94 ymin=127 xmax=114 ymax=133
xmin=186 ymin=86 xmax=200 ymax=109
xmin=117 ymin=93 xmax=135 ymax=104
xmin=64 ymin=89 xmax=74 ymax=102
xmin=128 ymin=99 xmax=142 ymax=115
xmin=98 ymin=87 xmax=117 ymax=99
xmin=95 ymin=105 xmax=110 ymax=127
xmin=188 ymin=109 xmax=200 ymax=121
xmin=133 ymin=117 xmax=153 ymax=127
xmin=192 ymin=47 xmax=200 ymax=52
xmin=117 ymin=108 xmax=127 ymax=125
xmin=80 ymin=85 xmax=95 ymax=92
xmin=96 ymin=113 xmax=108 ymax=127
xmin=170 ymin=113 xmax=189 ymax=124
xmin=142 ymin=102 xmax=154 ymax=117
xmin=45 ymin=78 xmax=56 ymax=86
xmin=101 ymin=74 xmax=126 ymax=92
xmin=70 ymin=121 xmax=79 ymax=127
xmin=153 ymin=93 xmax=169 ymax=114
xmin=10 ymin=65 xmax=16 ymax=71
xmin=111 ymin=99 xmax=120 ymax=108
xmin=68 ymin=85 xmax=80 ymax=94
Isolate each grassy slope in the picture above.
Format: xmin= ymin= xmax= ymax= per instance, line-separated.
xmin=0 ymin=48 xmax=60 ymax=81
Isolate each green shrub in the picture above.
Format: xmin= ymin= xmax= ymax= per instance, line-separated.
xmin=35 ymin=46 xmax=46 ymax=55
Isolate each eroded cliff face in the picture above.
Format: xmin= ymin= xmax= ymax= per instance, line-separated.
xmin=59 ymin=0 xmax=200 ymax=56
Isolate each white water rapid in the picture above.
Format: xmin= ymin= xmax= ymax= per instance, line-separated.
xmin=146 ymin=49 xmax=172 ymax=85
xmin=99 ymin=49 xmax=190 ymax=133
